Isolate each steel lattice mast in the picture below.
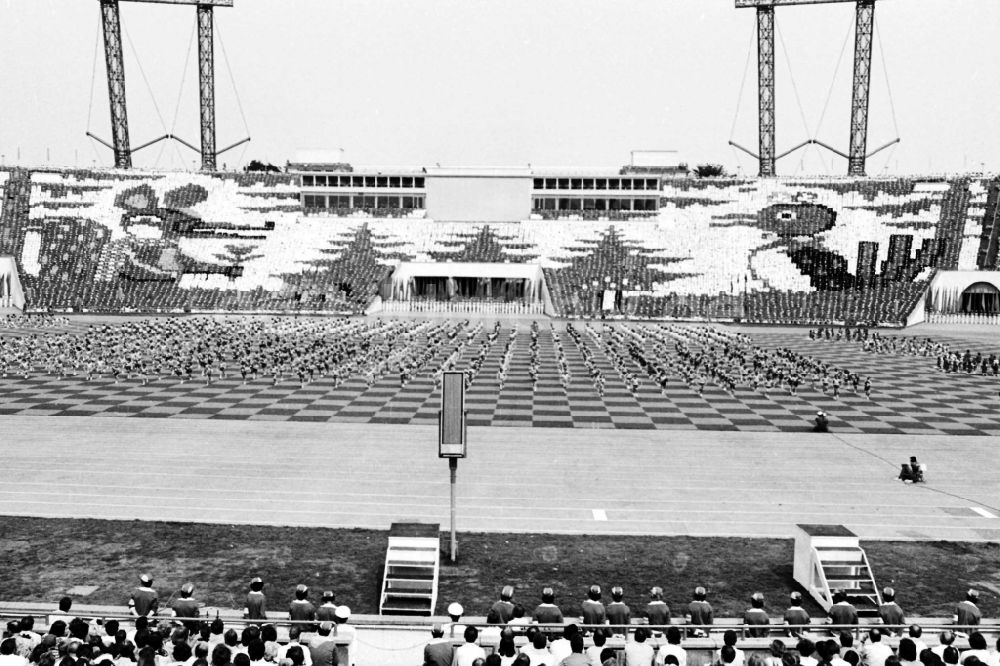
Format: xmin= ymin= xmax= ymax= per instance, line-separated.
xmin=848 ymin=0 xmax=875 ymax=175
xmin=95 ymin=0 xmax=234 ymax=171
xmin=198 ymin=4 xmax=217 ymax=171
xmin=734 ymin=0 xmax=887 ymax=177
xmin=756 ymin=6 xmax=776 ymax=177
xmin=100 ymin=0 xmax=132 ymax=169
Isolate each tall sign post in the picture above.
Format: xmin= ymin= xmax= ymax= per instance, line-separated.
xmin=439 ymin=371 xmax=467 ymax=563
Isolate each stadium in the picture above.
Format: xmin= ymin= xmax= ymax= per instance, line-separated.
xmin=0 ymin=0 xmax=999 ymax=666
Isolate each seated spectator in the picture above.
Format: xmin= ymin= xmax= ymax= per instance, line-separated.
xmin=278 ymin=627 xmax=311 ymax=666
xmin=496 ymin=629 xmax=517 ymax=666
xmin=656 ymin=628 xmax=686 ymax=666
xmin=607 ymin=587 xmax=631 ymax=636
xmin=422 ymin=624 xmax=452 ymax=666
xmin=644 ymin=588 xmax=670 ymax=632
xmin=549 ymin=626 xmax=578 ymax=666
xmin=958 ymin=633 xmax=993 ymax=666
xmin=519 ymin=631 xmax=552 ymax=666
xmin=932 ymin=633 xmax=956 ymax=661
xmin=557 ymin=635 xmax=589 ymax=666
xmin=878 ymin=589 xmax=905 ymax=634
xmin=686 ymin=587 xmax=713 ymax=638
xmin=955 ymin=591 xmax=982 ymax=628
xmin=828 ymin=592 xmax=859 ymax=627
xmin=766 ymin=641 xmax=786 ymax=666
xmin=898 ymin=639 xmax=919 ymax=666
xmin=716 ymin=646 xmax=738 ymax=666
xmin=784 ymin=593 xmax=811 ymax=637
xmin=624 ymin=629 xmax=654 ymax=666
xmin=307 ymin=624 xmax=336 ymax=666
xmin=908 ymin=626 xmax=928 ymax=656
xmin=532 ymin=589 xmax=564 ymax=626
xmin=0 ymin=638 xmax=28 ymax=666
xmin=454 ymin=627 xmax=485 ymax=666
xmin=720 ymin=631 xmax=745 ymax=666
xmin=586 ymin=632 xmax=607 ymax=666
xmin=744 ymin=593 xmax=770 ymax=638
xmin=798 ymin=640 xmax=817 ymax=666
xmin=863 ymin=629 xmax=893 ymax=666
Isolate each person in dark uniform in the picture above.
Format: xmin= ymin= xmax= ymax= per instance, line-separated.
xmin=244 ymin=577 xmax=267 ymax=621
xmin=814 ymin=411 xmax=829 ymax=433
xmin=606 ymin=587 xmax=631 ymax=636
xmin=686 ymin=587 xmax=713 ymax=637
xmin=743 ymin=593 xmax=770 ymax=638
xmin=316 ymin=591 xmax=338 ymax=622
xmin=489 ymin=586 xmax=516 ymax=625
xmin=532 ymin=587 xmax=564 ymax=625
xmin=423 ymin=624 xmax=453 ymax=666
xmin=128 ymin=574 xmax=158 ymax=618
xmin=828 ymin=591 xmax=859 ymax=628
xmin=877 ymin=587 xmax=905 ymax=635
xmin=644 ymin=587 xmax=670 ymax=633
xmin=171 ymin=583 xmax=200 ymax=632
xmin=955 ymin=589 xmax=982 ymax=628
xmin=784 ymin=592 xmax=811 ymax=637
xmin=289 ymin=585 xmax=316 ymax=625
xmin=581 ymin=586 xmax=607 ymax=631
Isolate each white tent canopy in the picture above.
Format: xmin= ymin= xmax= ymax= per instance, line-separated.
xmin=0 ymin=256 xmax=26 ymax=310
xmin=927 ymin=270 xmax=1000 ymax=313
xmin=389 ymin=262 xmax=544 ymax=301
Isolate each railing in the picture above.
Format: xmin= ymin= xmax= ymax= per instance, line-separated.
xmin=381 ymin=299 xmax=545 ymax=315
xmin=926 ymin=312 xmax=1000 ymax=324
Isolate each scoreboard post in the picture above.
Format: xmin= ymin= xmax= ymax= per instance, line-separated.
xmin=439 ymin=371 xmax=466 ymax=562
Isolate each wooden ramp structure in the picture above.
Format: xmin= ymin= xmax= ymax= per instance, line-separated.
xmin=379 ymin=522 xmax=440 ymax=616
xmin=793 ymin=524 xmax=882 ymax=616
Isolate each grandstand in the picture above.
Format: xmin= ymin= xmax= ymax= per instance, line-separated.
xmin=1 ymin=166 xmax=997 ymax=325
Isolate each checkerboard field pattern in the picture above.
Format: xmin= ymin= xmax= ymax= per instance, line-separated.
xmin=1 ymin=319 xmax=999 ymax=435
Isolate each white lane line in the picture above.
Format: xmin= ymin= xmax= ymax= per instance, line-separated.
xmin=592 ymin=509 xmax=608 ymax=521
xmin=971 ymin=507 xmax=998 ymax=519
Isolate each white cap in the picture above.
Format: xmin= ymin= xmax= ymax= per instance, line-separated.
xmin=447 ymin=602 xmax=464 ymax=616
xmin=334 ymin=605 xmax=350 ymax=620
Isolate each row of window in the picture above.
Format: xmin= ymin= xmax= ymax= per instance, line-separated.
xmin=301 ymin=175 xmax=426 ymax=189
xmin=532 ymin=197 xmax=658 ymax=211
xmin=533 ymin=177 xmax=660 ymax=191
xmin=303 ymin=194 xmax=426 ymax=209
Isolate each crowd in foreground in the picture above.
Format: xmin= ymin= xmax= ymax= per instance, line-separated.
xmin=429 ymin=584 xmax=995 ymax=666
xmin=0 ymin=577 xmax=356 ymax=666
xmin=3 ymin=576 xmax=995 ymax=666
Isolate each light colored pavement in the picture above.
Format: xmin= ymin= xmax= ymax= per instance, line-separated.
xmin=0 ymin=414 xmax=997 ymax=541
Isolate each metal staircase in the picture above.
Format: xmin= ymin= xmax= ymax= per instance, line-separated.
xmin=793 ymin=524 xmax=882 ymax=617
xmin=379 ymin=522 xmax=440 ymax=616
xmin=813 ymin=543 xmax=882 ymax=616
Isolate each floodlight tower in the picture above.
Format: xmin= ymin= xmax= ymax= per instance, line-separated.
xmin=95 ymin=0 xmax=236 ymax=171
xmin=733 ymin=0 xmax=885 ymax=177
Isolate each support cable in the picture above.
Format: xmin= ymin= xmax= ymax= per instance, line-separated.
xmin=87 ymin=14 xmax=101 ymax=133
xmin=811 ymin=14 xmax=855 ymax=175
xmin=730 ymin=22 xmax=758 ymax=143
xmin=87 ymin=13 xmax=104 ymax=166
xmin=157 ymin=19 xmax=197 ymax=169
xmin=776 ymin=23 xmax=813 ymax=174
xmin=875 ymin=16 xmax=901 ymax=139
xmin=215 ymin=20 xmax=251 ymax=138
xmin=123 ymin=23 xmax=186 ymax=166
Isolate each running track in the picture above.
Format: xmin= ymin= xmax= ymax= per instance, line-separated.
xmin=1 ymin=414 xmax=998 ymax=541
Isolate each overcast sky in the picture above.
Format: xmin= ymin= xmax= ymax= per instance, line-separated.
xmin=1 ymin=0 xmax=996 ymax=175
